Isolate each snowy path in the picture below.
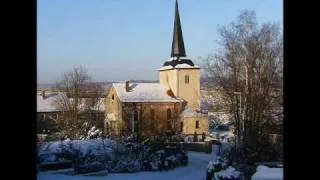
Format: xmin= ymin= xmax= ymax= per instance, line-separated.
xmin=37 ymin=145 xmax=219 ymax=180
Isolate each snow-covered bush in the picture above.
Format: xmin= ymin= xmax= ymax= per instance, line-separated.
xmin=38 ymin=138 xmax=115 ymax=173
xmin=38 ymin=134 xmax=188 ymax=173
xmin=206 ymin=157 xmax=241 ymax=180
xmin=214 ymin=166 xmax=241 ymax=180
xmin=108 ymin=134 xmax=188 ymax=173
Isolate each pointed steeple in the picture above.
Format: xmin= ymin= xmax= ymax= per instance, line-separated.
xmin=171 ymin=0 xmax=186 ymax=58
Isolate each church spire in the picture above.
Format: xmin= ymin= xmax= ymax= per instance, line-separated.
xmin=171 ymin=0 xmax=186 ymax=58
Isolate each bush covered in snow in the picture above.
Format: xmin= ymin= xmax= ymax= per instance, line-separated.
xmin=38 ymin=134 xmax=188 ymax=174
xmin=38 ymin=138 xmax=115 ymax=173
xmin=206 ymin=157 xmax=241 ymax=180
xmin=108 ymin=134 xmax=188 ymax=173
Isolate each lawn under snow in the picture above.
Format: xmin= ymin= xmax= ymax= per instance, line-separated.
xmin=37 ymin=145 xmax=220 ymax=180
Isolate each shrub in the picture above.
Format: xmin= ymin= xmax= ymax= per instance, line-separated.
xmin=206 ymin=157 xmax=241 ymax=180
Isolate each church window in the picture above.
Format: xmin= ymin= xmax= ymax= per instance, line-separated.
xmin=167 ymin=109 xmax=172 ymax=120
xmin=185 ymin=75 xmax=189 ymax=84
xmin=150 ymin=109 xmax=155 ymax=120
xmin=196 ymin=121 xmax=199 ymax=128
xmin=167 ymin=109 xmax=172 ymax=130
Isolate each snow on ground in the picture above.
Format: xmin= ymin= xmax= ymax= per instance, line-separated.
xmin=251 ymin=165 xmax=283 ymax=180
xmin=37 ymin=145 xmax=220 ymax=180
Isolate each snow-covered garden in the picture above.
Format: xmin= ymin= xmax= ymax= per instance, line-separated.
xmin=37 ymin=137 xmax=283 ymax=180
xmin=38 ymin=135 xmax=190 ymax=178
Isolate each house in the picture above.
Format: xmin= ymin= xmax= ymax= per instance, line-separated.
xmin=105 ymin=0 xmax=208 ymax=137
xmin=37 ymin=90 xmax=106 ymax=134
xmin=37 ymin=91 xmax=62 ymax=134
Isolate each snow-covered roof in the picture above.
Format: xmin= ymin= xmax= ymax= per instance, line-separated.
xmin=160 ymin=57 xmax=200 ymax=71
xmin=159 ymin=65 xmax=174 ymax=71
xmin=175 ymin=63 xmax=199 ymax=69
xmin=181 ymin=107 xmax=207 ymax=118
xmin=158 ymin=63 xmax=200 ymax=71
xmin=112 ymin=83 xmax=183 ymax=103
xmin=37 ymin=93 xmax=62 ymax=112
xmin=37 ymin=92 xmax=105 ymax=113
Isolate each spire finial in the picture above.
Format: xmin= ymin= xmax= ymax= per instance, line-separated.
xmin=170 ymin=0 xmax=186 ymax=58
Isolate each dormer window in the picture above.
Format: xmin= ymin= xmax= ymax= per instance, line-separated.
xmin=185 ymin=75 xmax=189 ymax=84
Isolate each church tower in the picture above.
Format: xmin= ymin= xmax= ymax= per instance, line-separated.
xmin=159 ymin=0 xmax=201 ymax=111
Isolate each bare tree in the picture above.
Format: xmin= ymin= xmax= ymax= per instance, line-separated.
xmin=54 ymin=65 xmax=105 ymax=139
xmin=202 ymin=10 xmax=283 ymax=161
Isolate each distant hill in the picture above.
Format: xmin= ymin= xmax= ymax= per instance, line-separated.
xmin=37 ymin=80 xmax=158 ymax=91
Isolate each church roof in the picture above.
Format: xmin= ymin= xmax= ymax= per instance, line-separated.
xmin=112 ymin=83 xmax=184 ymax=103
xmin=171 ymin=0 xmax=186 ymax=58
xmin=161 ymin=0 xmax=198 ymax=70
xmin=159 ymin=57 xmax=200 ymax=71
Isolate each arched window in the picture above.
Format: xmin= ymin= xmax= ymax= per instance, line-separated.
xmin=150 ymin=109 xmax=155 ymax=120
xmin=185 ymin=75 xmax=189 ymax=84
xmin=167 ymin=109 xmax=172 ymax=120
xmin=111 ymin=94 xmax=114 ymax=100
xmin=134 ymin=110 xmax=138 ymax=121
xmin=133 ymin=110 xmax=138 ymax=133
xmin=167 ymin=109 xmax=172 ymax=130
xmin=196 ymin=121 xmax=199 ymax=128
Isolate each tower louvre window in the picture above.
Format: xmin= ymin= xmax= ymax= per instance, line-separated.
xmin=196 ymin=121 xmax=199 ymax=128
xmin=185 ymin=75 xmax=189 ymax=84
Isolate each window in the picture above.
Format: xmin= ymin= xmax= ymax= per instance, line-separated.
xmin=133 ymin=110 xmax=138 ymax=133
xmin=111 ymin=94 xmax=114 ymax=100
xmin=134 ymin=110 xmax=138 ymax=121
xmin=167 ymin=109 xmax=172 ymax=130
xmin=150 ymin=109 xmax=155 ymax=120
xmin=167 ymin=109 xmax=172 ymax=120
xmin=180 ymin=122 xmax=183 ymax=132
xmin=196 ymin=121 xmax=199 ymax=129
xmin=185 ymin=75 xmax=189 ymax=84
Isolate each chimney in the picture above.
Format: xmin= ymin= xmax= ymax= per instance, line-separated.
xmin=125 ymin=81 xmax=130 ymax=92
xmin=41 ymin=90 xmax=45 ymax=99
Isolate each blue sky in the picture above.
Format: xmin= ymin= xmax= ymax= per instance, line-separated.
xmin=37 ymin=0 xmax=283 ymax=84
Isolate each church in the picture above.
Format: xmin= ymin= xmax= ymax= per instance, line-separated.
xmin=105 ymin=0 xmax=208 ymax=137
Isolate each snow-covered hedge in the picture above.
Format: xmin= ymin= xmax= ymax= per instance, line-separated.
xmin=38 ymin=135 xmax=188 ymax=174
xmin=38 ymin=138 xmax=116 ymax=172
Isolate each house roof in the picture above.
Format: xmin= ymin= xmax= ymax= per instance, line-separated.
xmin=112 ymin=83 xmax=184 ymax=103
xmin=37 ymin=92 xmax=105 ymax=113
xmin=37 ymin=93 xmax=62 ymax=112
